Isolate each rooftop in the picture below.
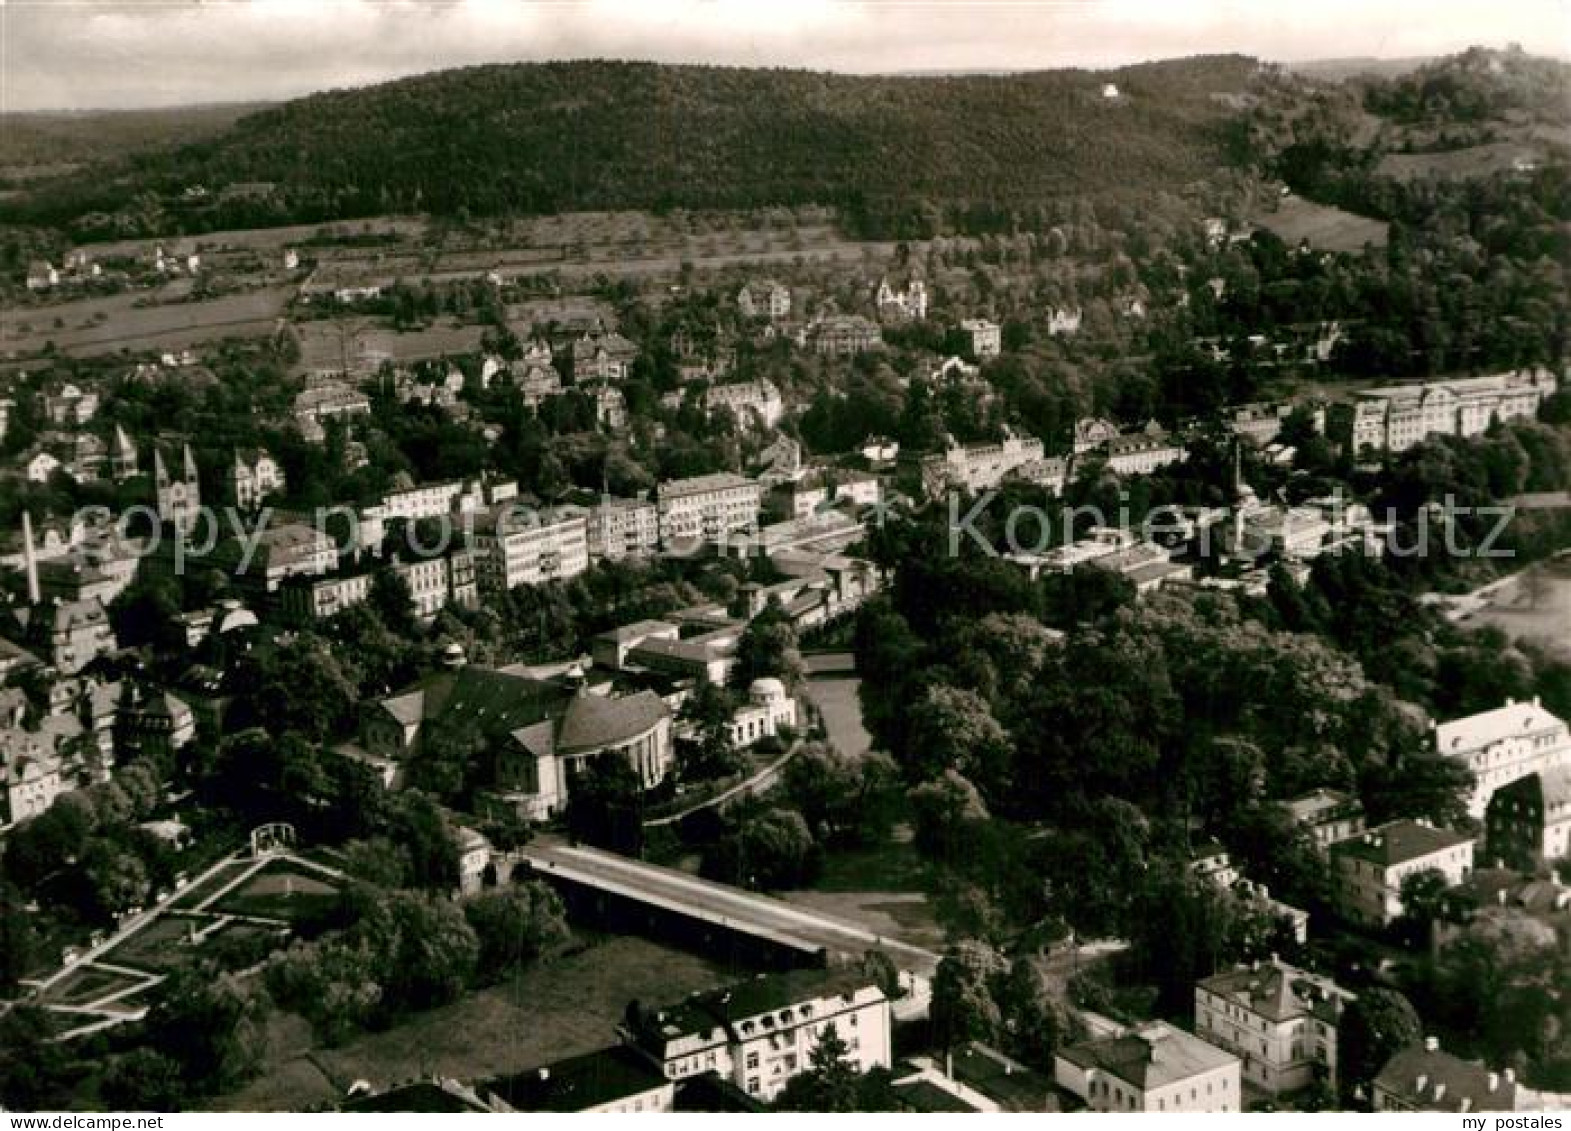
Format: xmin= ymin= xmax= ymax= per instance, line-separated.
xmin=1058 ymin=1022 xmax=1236 ymax=1091
xmin=1330 ymin=819 xmax=1473 ymax=868
xmin=1374 ymin=1044 xmax=1518 ymax=1112
xmin=1197 ymin=959 xmax=1350 ymax=1025
xmin=1435 ymin=697 xmax=1567 ymax=755
xmin=484 ymin=1045 xmax=668 ymax=1113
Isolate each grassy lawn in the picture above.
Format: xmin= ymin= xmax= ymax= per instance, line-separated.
xmin=209 ymin=863 xmax=341 ymax=922
xmin=1251 ymin=195 xmax=1389 ymax=253
xmin=781 ymin=826 xmax=946 ymax=951
xmin=166 ymin=859 xmax=253 ymax=911
xmin=39 ymin=965 xmax=147 ymax=1008
xmin=215 ymin=934 xmax=740 ymax=1111
xmin=102 ymin=914 xmax=207 ymax=974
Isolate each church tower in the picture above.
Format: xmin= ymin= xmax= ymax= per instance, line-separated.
xmin=155 ymin=443 xmax=202 ymax=533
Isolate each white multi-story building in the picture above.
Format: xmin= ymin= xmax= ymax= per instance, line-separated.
xmin=625 ymin=969 xmax=891 ymax=1103
xmin=1351 ymin=369 xmax=1557 ymax=453
xmin=875 ymin=276 xmax=928 ymax=321
xmin=1330 ymin=819 xmax=1475 ymax=927
xmin=584 ymin=498 xmax=660 ymax=561
xmin=1055 ymin=1022 xmax=1241 ymax=1113
xmin=961 ymin=318 xmax=1002 ymax=358
xmin=920 ymin=429 xmax=1045 ymax=497
xmin=657 ymin=473 xmax=761 ymax=546
xmin=1433 ymin=697 xmax=1571 ymax=820
xmin=1195 ymin=959 xmax=1353 ymax=1096
xmin=737 ymin=280 xmax=791 ymax=321
xmin=471 ymin=505 xmax=589 ymax=593
xmin=704 ymin=379 xmax=784 ymax=429
xmin=230 ymin=448 xmax=286 ymax=510
xmin=1103 ymin=423 xmax=1187 ymax=477
xmin=382 ymin=479 xmax=468 ymax=523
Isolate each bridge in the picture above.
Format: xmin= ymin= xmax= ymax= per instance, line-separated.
xmin=516 ymin=837 xmax=938 ymax=978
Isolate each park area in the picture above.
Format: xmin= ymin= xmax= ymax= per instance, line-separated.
xmin=1251 ymin=194 xmax=1389 ymax=253
xmin=211 ymin=934 xmax=739 ymax=1111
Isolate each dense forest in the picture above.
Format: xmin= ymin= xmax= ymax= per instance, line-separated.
xmin=0 ymin=56 xmax=1259 ymax=239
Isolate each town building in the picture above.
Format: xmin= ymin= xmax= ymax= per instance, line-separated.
xmin=294 ymin=382 xmax=371 ymax=436
xmin=704 ymin=379 xmax=784 ymax=429
xmin=362 ymin=661 xmax=672 ymax=821
xmin=277 ymin=572 xmax=374 ymax=624
xmin=961 ymin=318 xmax=1002 ymax=358
xmin=48 ymin=598 xmax=117 ymax=674
xmin=1054 ymin=1022 xmax=1241 ymax=1113
xmin=230 ymin=448 xmax=286 ymax=510
xmin=482 ymin=1046 xmax=675 ymax=1114
xmin=568 ymin=330 xmax=639 ymax=384
xmin=1231 ymin=401 xmax=1324 ymax=446
xmin=806 ymin=315 xmax=882 ymax=357
xmin=875 ymin=276 xmax=928 ymax=321
xmin=471 ymin=505 xmax=590 ymax=593
xmin=724 ymin=678 xmax=798 ymax=748
xmin=920 ymin=429 xmax=1045 ymax=497
xmin=584 ymin=497 xmax=661 ymax=562
xmin=657 ymin=473 xmax=761 ymax=546
xmin=109 ymin=425 xmax=139 ymax=482
xmin=207 ymin=521 xmax=336 ymax=597
xmin=1433 ymin=697 xmax=1571 ymax=820
xmin=1047 ymin=307 xmax=1083 ymax=337
xmin=1 ymin=730 xmax=62 ymax=824
xmin=43 ymin=384 xmax=99 ymax=427
xmin=623 ymin=968 xmax=891 ymax=1103
xmin=1330 ymin=819 xmax=1475 ymax=928
xmin=1195 ymin=959 xmax=1353 ymax=1096
xmin=1281 ymin=788 xmax=1366 ymax=852
xmin=1373 ymin=1039 xmax=1523 ymax=1112
xmin=1351 ymin=368 xmax=1557 ymax=453
xmin=1103 ymin=422 xmax=1187 ymax=476
xmin=1484 ymin=767 xmax=1571 ymax=871
xmin=737 ymin=280 xmax=791 ymax=322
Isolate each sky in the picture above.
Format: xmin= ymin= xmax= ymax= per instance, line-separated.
xmin=2 ymin=0 xmax=1567 ymax=112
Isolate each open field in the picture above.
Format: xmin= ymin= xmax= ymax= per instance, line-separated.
xmin=1376 ymin=142 xmax=1551 ymax=181
xmin=1466 ymin=556 xmax=1571 ymax=658
xmin=0 ymin=286 xmax=290 ymax=358
xmin=213 ymin=934 xmax=739 ymax=1111
xmin=808 ymin=676 xmax=874 ymax=760
xmin=76 ymin=217 xmax=428 ymax=261
xmin=1251 ymin=194 xmax=1389 ymax=252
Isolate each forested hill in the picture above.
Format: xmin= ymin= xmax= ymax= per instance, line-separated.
xmin=8 ymin=55 xmax=1261 ymax=239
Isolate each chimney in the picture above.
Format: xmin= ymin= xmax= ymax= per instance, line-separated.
xmin=21 ymin=511 xmax=40 ymax=605
xmin=1424 ymin=1036 xmax=1440 ymax=1053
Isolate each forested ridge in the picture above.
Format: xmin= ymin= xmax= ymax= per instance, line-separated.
xmin=3 ymin=56 xmax=1259 ymax=238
